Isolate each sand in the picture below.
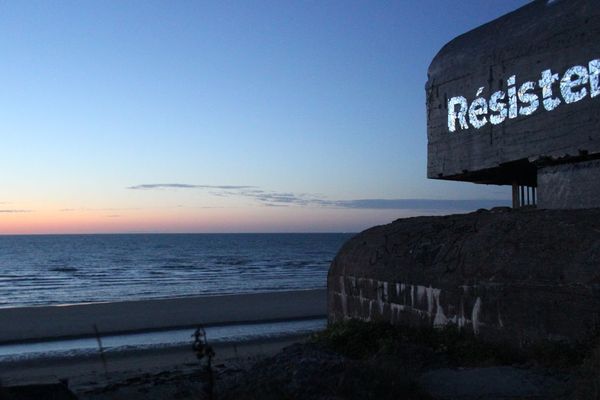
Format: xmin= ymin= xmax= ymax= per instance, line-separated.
xmin=0 ymin=289 xmax=326 ymax=342
xmin=0 ymin=290 xmax=326 ymax=398
xmin=0 ymin=335 xmax=303 ymax=385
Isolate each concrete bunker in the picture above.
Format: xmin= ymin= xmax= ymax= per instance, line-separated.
xmin=327 ymin=0 xmax=600 ymax=348
xmin=426 ymin=0 xmax=600 ymax=209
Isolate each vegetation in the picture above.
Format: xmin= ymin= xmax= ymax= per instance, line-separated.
xmin=312 ymin=319 xmax=591 ymax=369
xmin=192 ymin=325 xmax=216 ymax=400
xmin=313 ymin=319 xmax=511 ymax=365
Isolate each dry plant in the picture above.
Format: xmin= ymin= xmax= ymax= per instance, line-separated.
xmin=193 ymin=325 xmax=216 ymax=400
xmin=93 ymin=324 xmax=109 ymax=378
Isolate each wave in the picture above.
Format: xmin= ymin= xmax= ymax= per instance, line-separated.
xmin=49 ymin=267 xmax=78 ymax=273
xmin=161 ymin=264 xmax=197 ymax=270
xmin=0 ymin=233 xmax=350 ymax=307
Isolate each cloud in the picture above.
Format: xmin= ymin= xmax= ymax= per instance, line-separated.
xmin=0 ymin=209 xmax=32 ymax=213
xmin=128 ymin=182 xmax=510 ymax=211
xmin=252 ymin=192 xmax=310 ymax=205
xmin=237 ymin=189 xmax=319 ymax=206
xmin=128 ymin=183 xmax=255 ymax=190
xmin=327 ymin=198 xmax=511 ymax=210
xmin=240 ymin=190 xmax=510 ymax=211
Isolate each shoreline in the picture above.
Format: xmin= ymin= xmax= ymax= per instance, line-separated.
xmin=0 ymin=334 xmax=310 ymax=390
xmin=0 ymin=317 xmax=326 ymax=363
xmin=0 ymin=289 xmax=326 ymax=343
xmin=0 ymin=287 xmax=328 ymax=311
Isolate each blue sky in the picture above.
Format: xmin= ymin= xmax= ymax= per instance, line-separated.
xmin=0 ymin=0 xmax=529 ymax=233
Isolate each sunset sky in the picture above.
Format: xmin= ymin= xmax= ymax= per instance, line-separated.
xmin=1 ymin=0 xmax=528 ymax=234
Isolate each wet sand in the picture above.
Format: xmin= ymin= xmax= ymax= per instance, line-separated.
xmin=0 ymin=289 xmax=326 ymax=342
xmin=0 ymin=335 xmax=305 ymax=391
xmin=0 ymin=290 xmax=326 ymax=398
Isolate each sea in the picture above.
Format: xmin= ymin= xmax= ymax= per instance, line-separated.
xmin=0 ymin=233 xmax=353 ymax=361
xmin=0 ymin=233 xmax=353 ymax=308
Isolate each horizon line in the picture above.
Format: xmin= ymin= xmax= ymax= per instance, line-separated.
xmin=0 ymin=231 xmax=360 ymax=236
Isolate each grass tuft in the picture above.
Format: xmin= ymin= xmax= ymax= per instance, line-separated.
xmin=312 ymin=319 xmax=590 ymax=369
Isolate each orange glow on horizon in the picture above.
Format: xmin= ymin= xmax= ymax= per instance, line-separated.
xmin=0 ymin=206 xmax=424 ymax=234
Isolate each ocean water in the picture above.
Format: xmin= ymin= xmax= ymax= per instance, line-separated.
xmin=0 ymin=233 xmax=352 ymax=308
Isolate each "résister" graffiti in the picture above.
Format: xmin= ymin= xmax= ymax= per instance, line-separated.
xmin=447 ymin=58 xmax=600 ymax=133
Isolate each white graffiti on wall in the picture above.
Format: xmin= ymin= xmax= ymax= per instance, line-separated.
xmin=447 ymin=58 xmax=600 ymax=132
xmin=332 ymin=276 xmax=486 ymax=334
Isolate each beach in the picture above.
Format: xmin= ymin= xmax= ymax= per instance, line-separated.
xmin=2 ymin=336 xmax=308 ymax=399
xmin=0 ymin=289 xmax=327 ymax=398
xmin=0 ymin=234 xmax=341 ymax=398
xmin=0 ymin=289 xmax=326 ymax=342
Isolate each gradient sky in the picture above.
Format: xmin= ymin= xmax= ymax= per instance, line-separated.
xmin=0 ymin=0 xmax=529 ymax=234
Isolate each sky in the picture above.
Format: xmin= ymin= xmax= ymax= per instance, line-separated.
xmin=0 ymin=0 xmax=529 ymax=234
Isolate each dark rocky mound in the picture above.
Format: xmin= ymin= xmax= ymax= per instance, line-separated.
xmin=216 ymin=319 xmax=588 ymax=400
xmin=217 ymin=342 xmax=429 ymax=400
xmin=0 ymin=383 xmax=78 ymax=400
xmin=328 ymin=207 xmax=600 ymax=347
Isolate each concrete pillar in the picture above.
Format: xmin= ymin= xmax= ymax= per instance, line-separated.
xmin=537 ymin=159 xmax=600 ymax=209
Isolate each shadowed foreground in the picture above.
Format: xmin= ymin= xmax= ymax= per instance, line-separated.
xmin=8 ymin=320 xmax=594 ymax=400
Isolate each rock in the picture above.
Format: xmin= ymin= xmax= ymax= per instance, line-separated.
xmin=328 ymin=208 xmax=600 ymax=347
xmin=419 ymin=367 xmax=566 ymax=400
xmin=218 ymin=343 xmax=349 ymax=400
xmin=217 ymin=343 xmax=429 ymax=400
xmin=0 ymin=383 xmax=79 ymax=399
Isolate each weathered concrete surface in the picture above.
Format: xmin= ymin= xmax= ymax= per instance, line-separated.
xmin=328 ymin=208 xmax=600 ymax=346
xmin=426 ymin=0 xmax=600 ymax=184
xmin=538 ymin=159 xmax=600 ymax=209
